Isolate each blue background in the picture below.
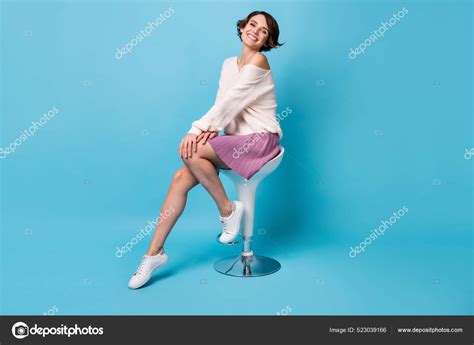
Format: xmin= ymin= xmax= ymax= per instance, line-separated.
xmin=0 ymin=0 xmax=472 ymax=315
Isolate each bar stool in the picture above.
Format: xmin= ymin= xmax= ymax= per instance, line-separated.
xmin=214 ymin=147 xmax=285 ymax=277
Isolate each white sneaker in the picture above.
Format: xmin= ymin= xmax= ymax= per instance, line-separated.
xmin=128 ymin=251 xmax=168 ymax=289
xmin=218 ymin=200 xmax=244 ymax=244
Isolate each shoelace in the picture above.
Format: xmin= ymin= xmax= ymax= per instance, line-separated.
xmin=221 ymin=218 xmax=235 ymax=235
xmin=220 ymin=204 xmax=236 ymax=235
xmin=134 ymin=256 xmax=149 ymax=275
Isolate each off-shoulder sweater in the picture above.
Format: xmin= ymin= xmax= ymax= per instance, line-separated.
xmin=187 ymin=56 xmax=283 ymax=139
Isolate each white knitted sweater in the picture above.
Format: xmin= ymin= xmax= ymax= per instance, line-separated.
xmin=188 ymin=56 xmax=283 ymax=139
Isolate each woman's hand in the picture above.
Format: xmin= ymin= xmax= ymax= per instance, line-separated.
xmin=179 ymin=133 xmax=198 ymax=159
xmin=196 ymin=131 xmax=218 ymax=145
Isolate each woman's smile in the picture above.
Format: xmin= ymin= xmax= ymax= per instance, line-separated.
xmin=246 ymin=31 xmax=259 ymax=42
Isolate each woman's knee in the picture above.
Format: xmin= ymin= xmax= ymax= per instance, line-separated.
xmin=171 ymin=167 xmax=197 ymax=189
xmin=181 ymin=151 xmax=201 ymax=166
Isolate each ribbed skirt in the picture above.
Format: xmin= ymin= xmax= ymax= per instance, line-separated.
xmin=208 ymin=132 xmax=281 ymax=180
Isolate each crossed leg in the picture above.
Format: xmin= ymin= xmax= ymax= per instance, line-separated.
xmin=181 ymin=141 xmax=234 ymax=217
xmin=146 ymin=141 xmax=232 ymax=256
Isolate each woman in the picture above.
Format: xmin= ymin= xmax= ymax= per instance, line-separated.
xmin=128 ymin=10 xmax=284 ymax=289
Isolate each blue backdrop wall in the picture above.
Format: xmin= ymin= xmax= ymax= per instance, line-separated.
xmin=1 ymin=0 xmax=472 ymax=315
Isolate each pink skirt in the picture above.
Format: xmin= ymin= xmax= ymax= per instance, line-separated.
xmin=208 ymin=132 xmax=281 ymax=180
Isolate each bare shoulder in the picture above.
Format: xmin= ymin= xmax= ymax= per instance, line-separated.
xmin=249 ymin=52 xmax=270 ymax=70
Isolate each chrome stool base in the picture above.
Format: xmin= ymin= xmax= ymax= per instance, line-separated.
xmin=214 ymin=254 xmax=281 ymax=277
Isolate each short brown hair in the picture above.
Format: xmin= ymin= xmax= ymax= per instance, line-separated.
xmin=236 ymin=11 xmax=284 ymax=52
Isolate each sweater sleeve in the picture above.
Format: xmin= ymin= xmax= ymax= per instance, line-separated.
xmin=213 ymin=61 xmax=227 ymax=105
xmin=187 ymin=65 xmax=269 ymax=135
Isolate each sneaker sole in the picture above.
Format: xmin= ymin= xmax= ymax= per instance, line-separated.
xmin=128 ymin=255 xmax=168 ymax=289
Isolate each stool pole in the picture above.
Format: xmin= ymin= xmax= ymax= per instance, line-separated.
xmin=235 ymin=181 xmax=258 ymax=255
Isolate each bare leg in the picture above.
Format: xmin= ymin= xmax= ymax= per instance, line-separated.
xmin=182 ymin=141 xmax=233 ymax=218
xmin=146 ymin=166 xmax=199 ymax=256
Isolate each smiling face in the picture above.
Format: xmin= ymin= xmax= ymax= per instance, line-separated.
xmin=239 ymin=14 xmax=270 ymax=51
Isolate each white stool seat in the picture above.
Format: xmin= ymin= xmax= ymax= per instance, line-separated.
xmin=214 ymin=147 xmax=285 ymax=277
